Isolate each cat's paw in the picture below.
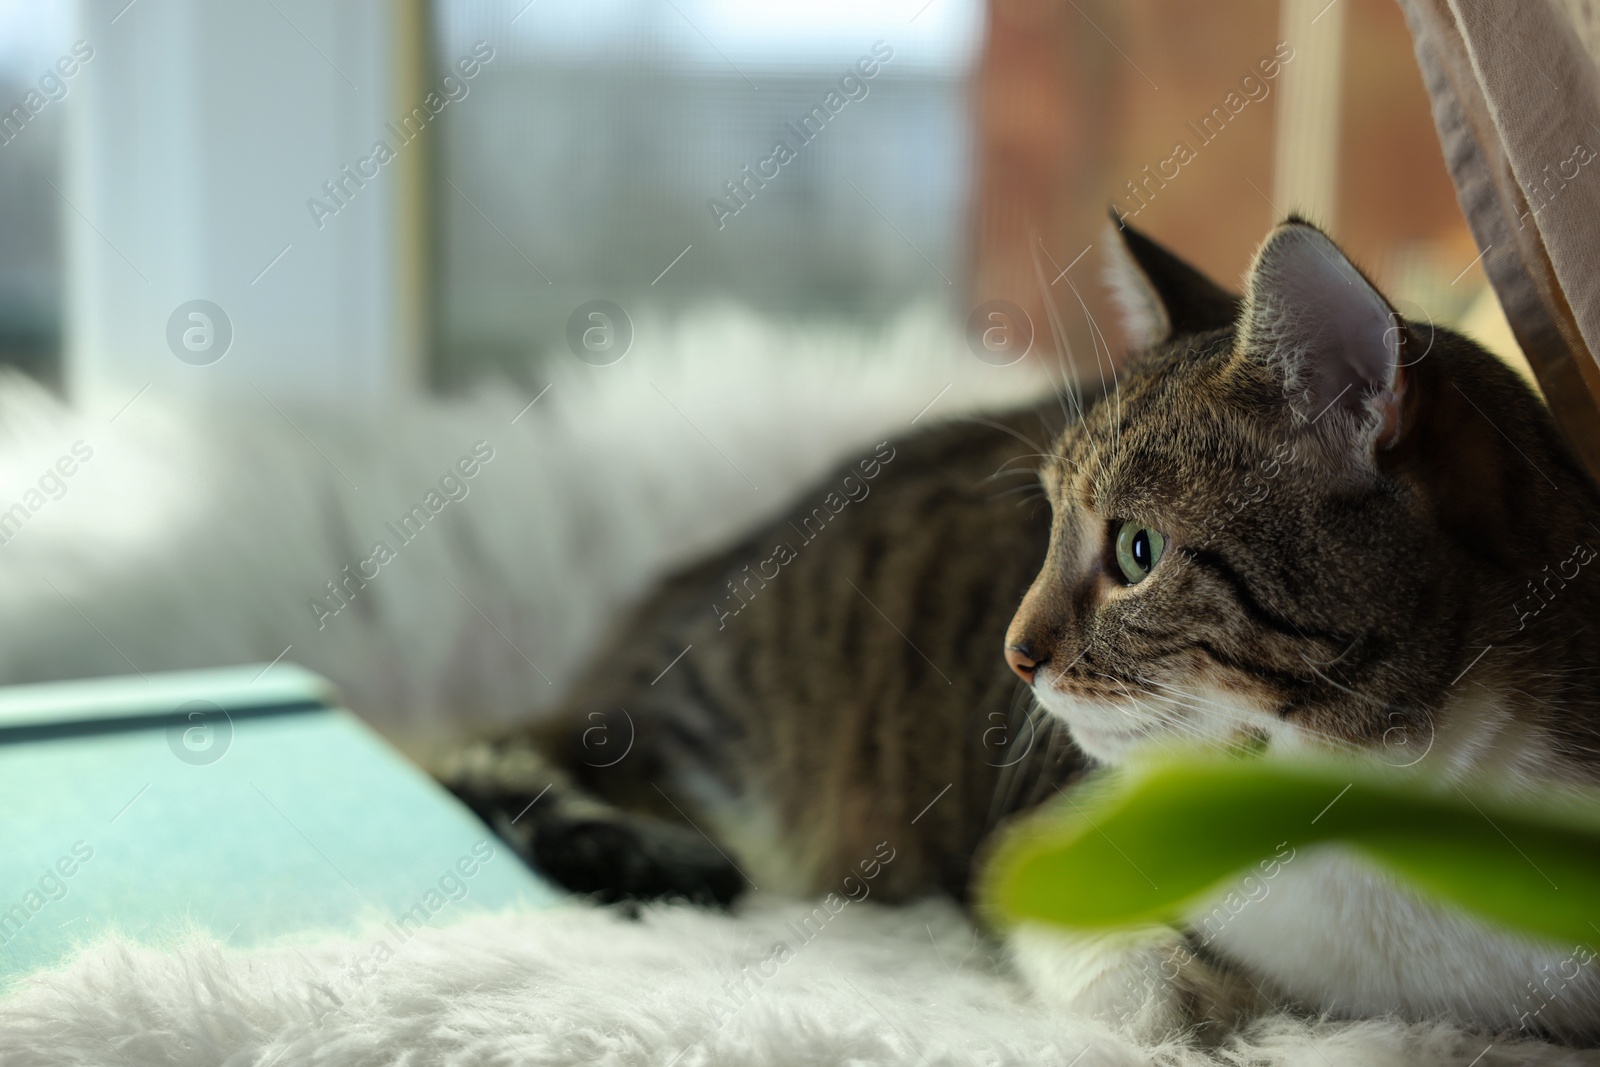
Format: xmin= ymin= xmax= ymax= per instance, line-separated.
xmin=1008 ymin=923 xmax=1267 ymax=1045
xmin=1008 ymin=923 xmax=1193 ymax=1042
xmin=439 ymin=739 xmax=747 ymax=906
xmin=528 ymin=814 xmax=747 ymax=907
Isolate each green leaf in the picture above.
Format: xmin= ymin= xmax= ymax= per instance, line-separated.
xmin=983 ymin=758 xmax=1600 ymax=949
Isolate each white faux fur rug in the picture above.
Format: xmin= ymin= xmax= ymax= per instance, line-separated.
xmin=0 ymin=895 xmax=1584 ymax=1067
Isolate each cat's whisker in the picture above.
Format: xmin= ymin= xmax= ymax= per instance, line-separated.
xmin=991 ymin=484 xmax=1045 ymax=502
xmin=1019 ymin=710 xmax=1072 ymax=816
xmin=1297 ymin=655 xmax=1393 ymax=710
xmin=1122 ymin=683 xmax=1246 ymax=750
xmin=986 ymin=691 xmax=1075 ymax=839
xmin=1136 ymin=676 xmax=1294 ymax=736
xmin=1041 ymin=230 xmax=1121 ymax=457
xmin=1026 ymin=232 xmax=1085 ymax=438
xmin=1137 ymin=675 xmax=1384 ymax=758
xmin=990 ymin=451 xmax=1054 ymax=470
xmin=1056 ymin=263 xmax=1123 ymax=460
xmin=1137 ymin=679 xmax=1285 ymax=751
xmin=1115 ymin=673 xmax=1274 ymax=738
xmin=1117 ymin=689 xmax=1250 ymax=756
xmin=1303 ymin=633 xmax=1362 ymax=668
xmin=1029 ymin=231 xmax=1113 ymax=487
xmin=1001 ymin=704 xmax=1050 ymax=827
xmin=962 ymin=416 xmax=1050 ymax=458
xmin=1033 ymin=407 xmax=1068 ymax=454
xmin=985 ymin=684 xmax=1037 ymax=832
xmin=1090 ymin=671 xmax=1223 ymax=750
xmin=979 ymin=464 xmax=1043 ymax=486
xmin=1141 ymin=692 xmax=1260 ymax=755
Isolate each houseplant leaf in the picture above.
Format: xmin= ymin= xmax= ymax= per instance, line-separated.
xmin=984 ymin=757 xmax=1600 ymax=949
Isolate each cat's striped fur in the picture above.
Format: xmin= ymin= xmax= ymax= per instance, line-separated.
xmin=444 ymin=399 xmax=1092 ymax=906
xmin=445 ymin=218 xmax=1600 ymax=1044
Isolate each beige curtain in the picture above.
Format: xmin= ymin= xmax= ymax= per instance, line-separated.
xmin=1398 ymin=0 xmax=1600 ymax=480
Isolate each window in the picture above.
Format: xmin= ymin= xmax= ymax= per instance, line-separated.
xmin=430 ymin=0 xmax=983 ymax=389
xmin=0 ymin=0 xmax=74 ymax=389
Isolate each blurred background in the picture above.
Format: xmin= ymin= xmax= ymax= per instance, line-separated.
xmin=0 ymin=0 xmax=1520 ymax=407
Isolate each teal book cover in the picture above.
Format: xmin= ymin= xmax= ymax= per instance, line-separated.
xmin=0 ymin=664 xmax=557 ymax=988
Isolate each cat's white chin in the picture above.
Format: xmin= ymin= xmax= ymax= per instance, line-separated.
xmin=1054 ymin=716 xmax=1152 ymax=764
xmin=1030 ymin=681 xmax=1274 ymax=766
xmin=1028 ymin=688 xmax=1158 ymax=763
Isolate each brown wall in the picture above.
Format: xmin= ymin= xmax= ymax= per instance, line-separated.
xmin=968 ymin=0 xmax=1478 ymax=371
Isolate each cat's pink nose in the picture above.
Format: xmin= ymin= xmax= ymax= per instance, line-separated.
xmin=1006 ymin=644 xmax=1043 ymax=683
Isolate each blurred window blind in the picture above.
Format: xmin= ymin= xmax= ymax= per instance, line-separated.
xmin=0 ymin=1 xmax=73 ymax=389
xmin=430 ymin=0 xmax=982 ymax=389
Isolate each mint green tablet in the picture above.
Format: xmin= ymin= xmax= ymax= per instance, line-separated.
xmin=0 ymin=664 xmax=557 ymax=987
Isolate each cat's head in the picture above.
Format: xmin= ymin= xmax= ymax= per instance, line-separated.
xmin=1004 ymin=218 xmax=1588 ymax=767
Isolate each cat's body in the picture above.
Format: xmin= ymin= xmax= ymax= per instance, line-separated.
xmin=447 ymin=401 xmax=1091 ymax=905
xmin=448 ymin=219 xmax=1600 ymax=1045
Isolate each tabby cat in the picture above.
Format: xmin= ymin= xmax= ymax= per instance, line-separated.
xmin=445 ymin=218 xmax=1600 ymax=1044
xmin=444 ymin=387 xmax=1091 ymax=905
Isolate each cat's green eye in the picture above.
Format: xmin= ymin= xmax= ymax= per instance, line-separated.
xmin=1114 ymin=522 xmax=1166 ymax=585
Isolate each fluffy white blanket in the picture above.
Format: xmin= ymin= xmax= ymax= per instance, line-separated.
xmin=1 ymin=895 xmax=1576 ymax=1067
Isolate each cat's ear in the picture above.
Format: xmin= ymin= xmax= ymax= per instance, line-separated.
xmin=1239 ymin=219 xmax=1407 ymax=449
xmin=1104 ymin=214 xmax=1242 ymax=350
